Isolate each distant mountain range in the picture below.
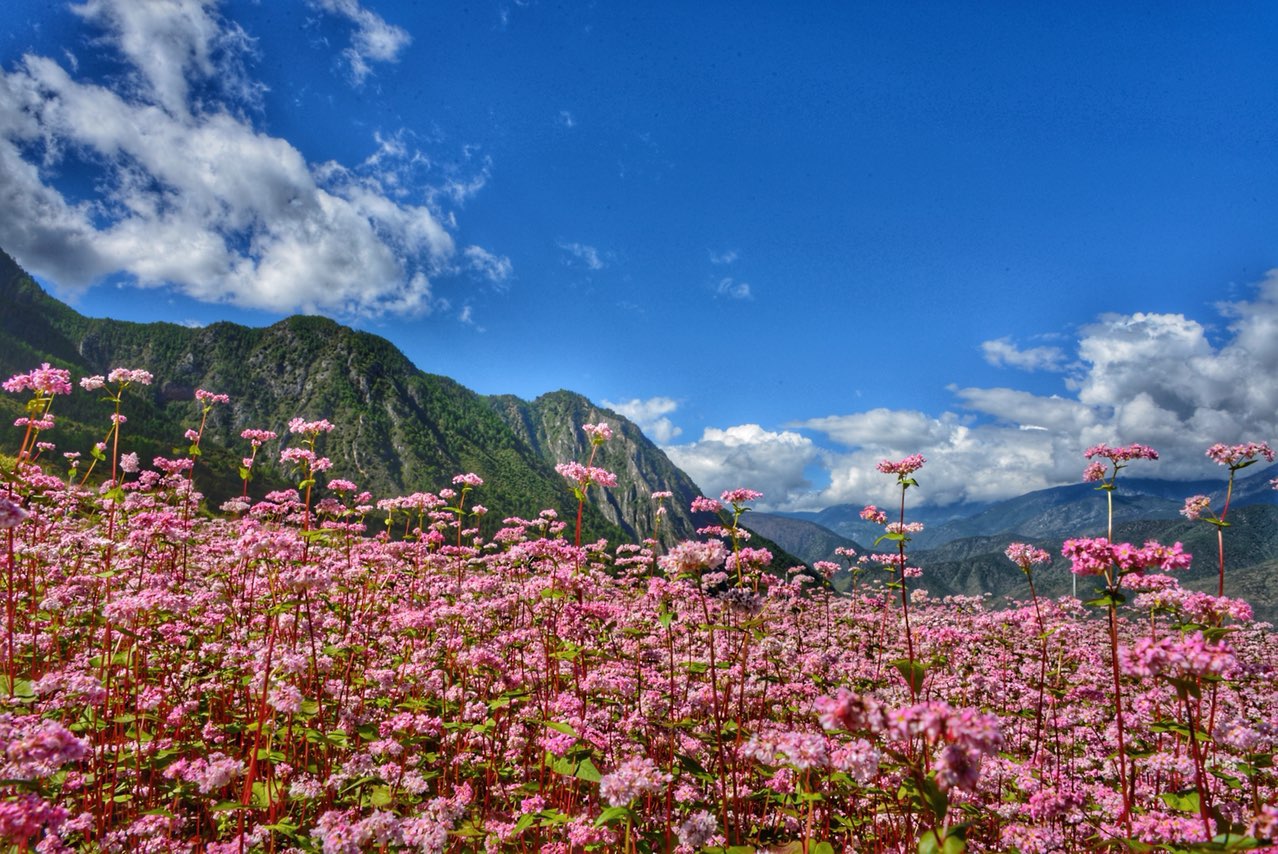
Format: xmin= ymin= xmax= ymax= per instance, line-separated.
xmin=754 ymin=471 xmax=1278 ymax=622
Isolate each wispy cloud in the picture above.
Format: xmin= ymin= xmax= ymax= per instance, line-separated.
xmin=0 ymin=0 xmax=494 ymax=319
xmin=667 ymin=273 xmax=1278 ymax=509
xmin=558 ymin=240 xmax=605 ymax=271
xmin=709 ymin=249 xmax=738 ymax=265
xmin=981 ymin=336 xmax=1068 ymax=372
xmin=558 ymin=110 xmax=576 ymax=128
xmin=308 ymin=0 xmax=411 ymax=85
xmin=602 ymin=396 xmax=682 ymax=443
xmin=715 ymin=277 xmax=752 ymax=300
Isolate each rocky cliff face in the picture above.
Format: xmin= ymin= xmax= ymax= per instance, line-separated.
xmin=487 ymin=390 xmax=707 ymax=545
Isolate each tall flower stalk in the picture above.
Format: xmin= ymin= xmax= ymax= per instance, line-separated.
xmin=1182 ymin=442 xmax=1276 ymax=597
xmin=556 ymin=422 xmax=617 ymax=548
xmin=874 ymin=453 xmax=925 ymax=701
xmin=1076 ymin=441 xmax=1160 ymax=833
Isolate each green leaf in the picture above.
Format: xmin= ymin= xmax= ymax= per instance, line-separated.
xmin=1161 ymin=790 xmax=1201 ymax=813
xmin=1085 ymin=591 xmax=1126 ymax=608
xmin=594 ymin=805 xmax=635 ymax=827
xmin=891 ymin=658 xmax=928 ymax=694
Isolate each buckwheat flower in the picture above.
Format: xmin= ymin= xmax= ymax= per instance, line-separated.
xmin=289 ymin=417 xmax=335 ymax=435
xmin=598 ymin=756 xmax=670 ymax=806
xmin=1061 ymin=537 xmax=1112 ymax=576
xmin=555 ymin=462 xmax=617 ymax=488
xmin=240 ymin=428 xmax=278 ymax=446
xmin=1005 ymin=543 xmax=1051 ymax=572
xmin=690 ymin=496 xmax=722 ymax=513
xmin=107 ymin=368 xmax=152 ymax=385
xmin=877 ymin=453 xmax=926 ymax=475
xmin=1206 ymin=441 xmax=1275 ymax=466
xmin=79 ymin=375 xmax=105 ymax=391
xmin=651 ymin=490 xmax=673 ymax=500
xmin=194 ymin=388 xmax=229 ymax=404
xmin=0 ymin=497 xmax=27 ymax=529
xmin=860 ymin=505 xmax=887 ymax=525
xmin=721 ymin=487 xmax=763 ymax=504
xmin=1085 ymin=442 xmax=1159 ymax=463
xmin=1181 ymin=494 xmax=1212 ymax=520
xmin=1082 ymin=461 xmax=1108 ymax=482
xmin=327 ymin=479 xmax=358 ymax=493
xmin=582 ymin=422 xmax=613 ymax=443
xmin=658 ymin=539 xmax=727 ymax=575
xmin=886 ymin=521 xmax=924 ymax=535
xmin=813 ymin=560 xmax=840 ymax=580
xmin=676 ymin=810 xmax=718 ymax=849
xmin=903 ymin=565 xmax=923 ymax=578
xmin=452 ymin=472 xmax=484 ymax=487
xmin=3 ymin=364 xmax=72 ymax=395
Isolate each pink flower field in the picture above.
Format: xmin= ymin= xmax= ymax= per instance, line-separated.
xmin=1 ymin=365 xmax=1277 ymax=853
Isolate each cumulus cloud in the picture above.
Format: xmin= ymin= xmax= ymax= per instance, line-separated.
xmin=558 ymin=240 xmax=604 ymax=271
xmin=675 ymin=275 xmax=1278 ymax=510
xmin=981 ymin=336 xmax=1068 ymax=372
xmin=663 ymin=424 xmax=823 ymax=509
xmin=308 ymin=0 xmax=411 ymax=84
xmin=0 ymin=0 xmax=492 ymax=318
xmin=602 ymin=396 xmax=682 ymax=443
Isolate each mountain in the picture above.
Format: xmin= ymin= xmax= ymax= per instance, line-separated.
xmin=741 ymin=512 xmax=865 ymax=565
xmin=0 ymin=249 xmax=695 ymax=544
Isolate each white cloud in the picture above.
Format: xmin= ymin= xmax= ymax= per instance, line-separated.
xmin=709 ymin=249 xmax=738 ymax=265
xmin=558 ymin=110 xmax=576 ymax=128
xmin=463 ymin=245 xmax=512 ymax=283
xmin=602 ymin=396 xmax=682 ymax=443
xmin=0 ymin=1 xmax=495 ymax=319
xmin=308 ymin=0 xmax=411 ymax=85
xmin=663 ymin=424 xmax=823 ymax=509
xmin=682 ymin=275 xmax=1278 ymax=510
xmin=981 ymin=336 xmax=1068 ymax=372
xmin=558 ymin=240 xmax=604 ymax=271
xmin=715 ymin=277 xmax=752 ymax=300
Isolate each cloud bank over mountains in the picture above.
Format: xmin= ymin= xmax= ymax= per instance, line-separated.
xmin=0 ymin=0 xmax=501 ymax=318
xmin=664 ymin=276 xmax=1278 ymax=510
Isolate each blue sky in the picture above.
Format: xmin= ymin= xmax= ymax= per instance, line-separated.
xmin=4 ymin=1 xmax=1278 ymax=509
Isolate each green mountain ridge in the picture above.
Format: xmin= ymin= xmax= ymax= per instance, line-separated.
xmin=0 ymin=249 xmax=694 ymax=546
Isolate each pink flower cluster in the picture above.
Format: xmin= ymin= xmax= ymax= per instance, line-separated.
xmin=0 ymin=496 xmax=28 ymax=529
xmin=582 ymin=422 xmax=613 ymax=443
xmin=288 ymin=417 xmax=335 ymax=435
xmin=554 ymin=461 xmax=618 ymax=488
xmin=690 ymin=496 xmax=722 ymax=513
xmin=1005 ymin=542 xmax=1051 ymax=569
xmin=720 ymin=488 xmax=763 ymax=504
xmin=860 ymin=505 xmax=887 ymax=525
xmin=815 ymin=689 xmax=1002 ymax=791
xmin=1084 ymin=442 xmax=1160 ymax=463
xmin=1181 ymin=494 xmax=1212 ymax=520
xmin=598 ymin=756 xmax=670 ymax=806
xmin=3 ymin=363 xmax=72 ymax=396
xmin=657 ymin=539 xmax=727 ymax=575
xmin=195 ymin=388 xmax=229 ymax=404
xmin=1120 ymin=631 xmax=1238 ymax=680
xmin=1060 ymin=537 xmax=1191 ymax=577
xmin=1206 ymin=441 xmax=1275 ymax=467
xmin=876 ymin=454 xmax=925 ymax=476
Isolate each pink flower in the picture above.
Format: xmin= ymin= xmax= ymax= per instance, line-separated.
xmin=554 ymin=461 xmax=617 ymax=488
xmin=1084 ymin=442 xmax=1159 ymax=463
xmin=240 ymin=429 xmax=278 ymax=446
xmin=860 ymin=505 xmax=887 ymax=525
xmin=3 ymin=364 xmax=72 ymax=396
xmin=876 ymin=454 xmax=926 ymax=476
xmin=0 ymin=497 xmax=28 ymax=530
xmin=107 ymin=368 xmax=153 ymax=385
xmin=690 ymin=496 xmax=722 ymax=513
xmin=288 ymin=417 xmax=335 ymax=435
xmin=1005 ymin=543 xmax=1051 ymax=570
xmin=598 ymin=756 xmax=670 ymax=806
xmin=582 ymin=422 xmax=613 ymax=443
xmin=1181 ymin=494 xmax=1212 ymax=520
xmin=452 ymin=473 xmax=484 ymax=487
xmin=720 ymin=488 xmax=763 ymax=504
xmin=1206 ymin=441 xmax=1275 ymax=467
xmin=195 ymin=389 xmax=229 ymax=404
xmin=1082 ymin=461 xmax=1108 ymax=482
